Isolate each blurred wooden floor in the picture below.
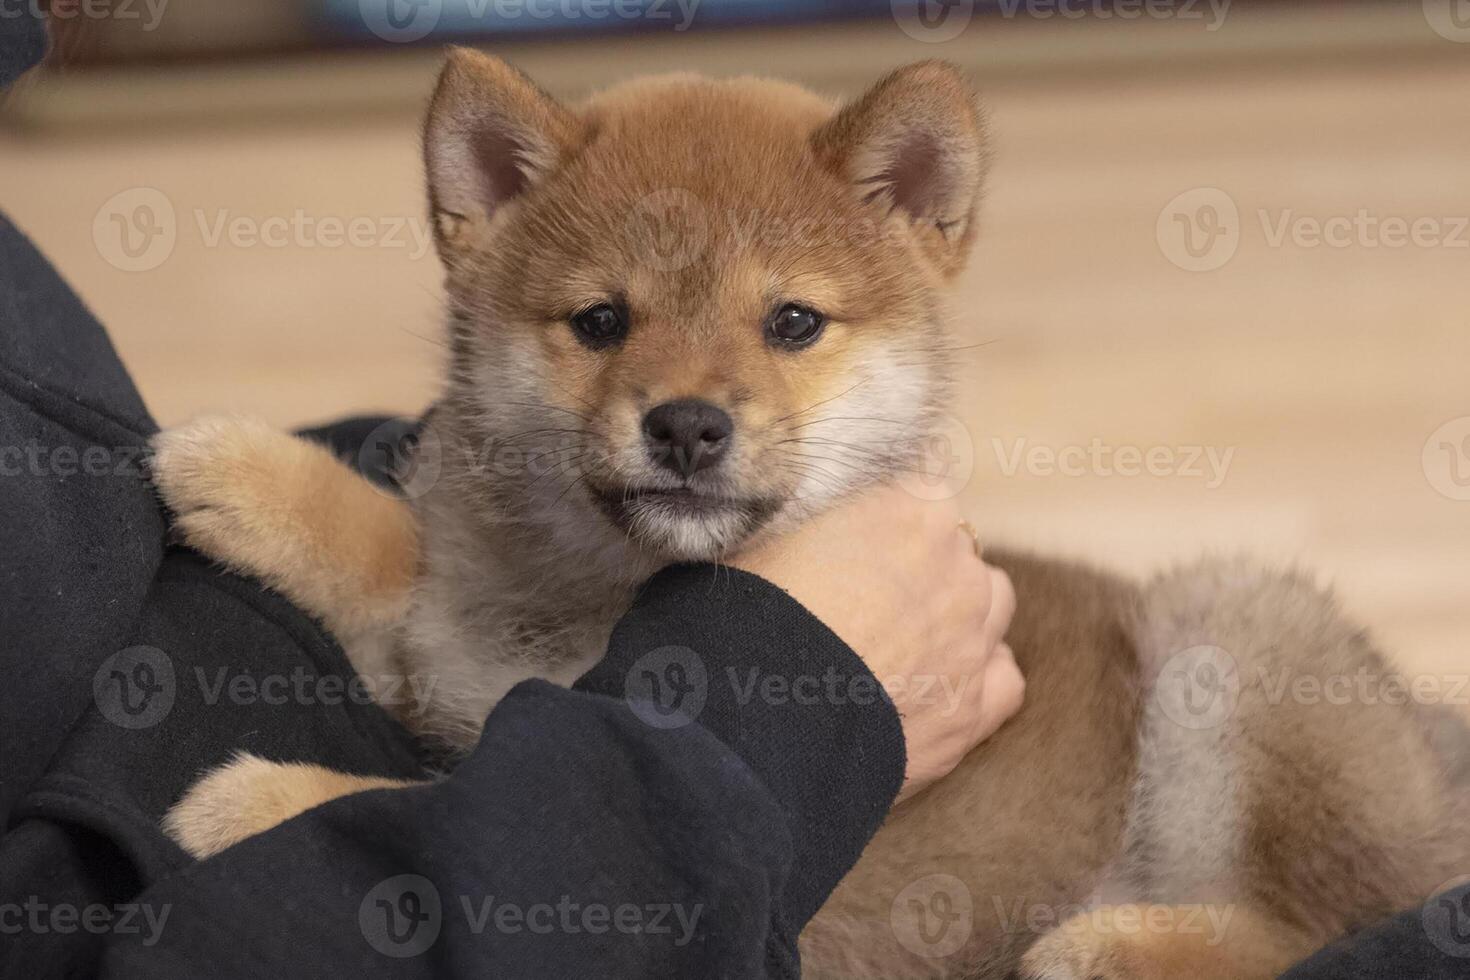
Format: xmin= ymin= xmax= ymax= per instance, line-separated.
xmin=2 ymin=9 xmax=1467 ymax=687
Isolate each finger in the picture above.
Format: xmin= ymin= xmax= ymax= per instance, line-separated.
xmin=955 ymin=519 xmax=982 ymax=560
xmin=980 ymin=566 xmax=1016 ymax=643
xmin=970 ymin=643 xmax=1025 ymax=743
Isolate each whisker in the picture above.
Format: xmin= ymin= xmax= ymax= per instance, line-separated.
xmin=398 ymin=326 xmax=449 ymax=350
xmin=500 ymin=401 xmax=596 ymax=426
xmin=788 ymin=415 xmax=915 ymax=432
xmin=770 ymin=376 xmax=873 ymax=427
xmin=496 ymin=427 xmax=587 ymax=450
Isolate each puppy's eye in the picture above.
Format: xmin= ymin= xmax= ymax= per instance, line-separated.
xmin=767 ymin=303 xmax=826 ymax=348
xmin=570 ymin=303 xmax=628 ymax=348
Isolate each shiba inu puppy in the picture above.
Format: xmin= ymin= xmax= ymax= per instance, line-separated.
xmin=150 ymin=49 xmax=1470 ymax=979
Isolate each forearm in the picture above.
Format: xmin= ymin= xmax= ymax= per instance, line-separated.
xmin=575 ymin=562 xmax=907 ymax=931
xmin=102 ymin=567 xmax=906 ymax=978
xmin=102 ymin=681 xmax=797 ymax=977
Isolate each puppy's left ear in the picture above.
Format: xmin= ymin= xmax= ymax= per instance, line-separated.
xmin=812 ymin=61 xmax=988 ymax=278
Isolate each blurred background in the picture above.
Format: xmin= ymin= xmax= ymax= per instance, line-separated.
xmin=2 ymin=0 xmax=1467 ymax=685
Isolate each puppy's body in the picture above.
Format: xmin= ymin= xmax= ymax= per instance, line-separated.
xmin=808 ymin=552 xmax=1470 ymax=978
xmin=151 ymin=51 xmax=1470 ymax=978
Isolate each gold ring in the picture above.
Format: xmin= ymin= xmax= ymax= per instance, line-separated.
xmin=958 ymin=519 xmax=982 ymax=558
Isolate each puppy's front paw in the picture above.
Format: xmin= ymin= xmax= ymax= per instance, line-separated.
xmin=149 ymin=415 xmax=417 ymax=638
xmin=149 ymin=415 xmax=302 ymax=569
xmin=163 ymin=753 xmax=314 ymax=859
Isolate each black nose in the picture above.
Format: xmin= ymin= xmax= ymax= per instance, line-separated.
xmin=642 ymin=399 xmax=733 ymax=476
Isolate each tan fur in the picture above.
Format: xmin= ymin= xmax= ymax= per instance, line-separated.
xmin=1018 ymin=905 xmax=1314 ymax=980
xmin=162 ymin=752 xmax=421 ymax=859
xmin=800 ymin=554 xmax=1469 ymax=979
xmin=150 ymin=416 xmax=418 ymax=645
xmin=150 ymin=52 xmax=1470 ymax=979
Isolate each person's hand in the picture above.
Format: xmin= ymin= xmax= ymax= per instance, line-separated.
xmin=731 ymin=486 xmax=1022 ymax=802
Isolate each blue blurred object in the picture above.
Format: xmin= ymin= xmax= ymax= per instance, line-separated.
xmin=320 ymin=0 xmax=895 ymax=42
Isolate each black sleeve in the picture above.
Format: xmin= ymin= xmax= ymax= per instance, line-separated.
xmin=98 ymin=567 xmax=905 ymax=979
xmin=0 ymin=200 xmax=901 ymax=977
xmin=575 ymin=564 xmax=907 ymax=932
xmin=1277 ymin=882 xmax=1470 ymax=980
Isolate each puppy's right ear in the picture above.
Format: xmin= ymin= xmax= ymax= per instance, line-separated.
xmin=423 ymin=48 xmax=584 ymax=266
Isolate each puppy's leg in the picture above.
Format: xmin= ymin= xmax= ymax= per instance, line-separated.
xmin=164 ymin=753 xmax=425 ymax=859
xmin=1019 ymin=904 xmax=1317 ymax=980
xmin=149 ymin=416 xmax=419 ymax=643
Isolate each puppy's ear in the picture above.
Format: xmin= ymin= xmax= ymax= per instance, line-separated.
xmin=423 ymin=47 xmax=585 ymax=266
xmin=813 ymin=61 xmax=987 ymax=277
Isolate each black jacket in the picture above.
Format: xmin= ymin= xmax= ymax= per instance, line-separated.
xmin=4 ymin=15 xmax=1467 ymax=977
xmin=0 ymin=202 xmax=905 ymax=978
